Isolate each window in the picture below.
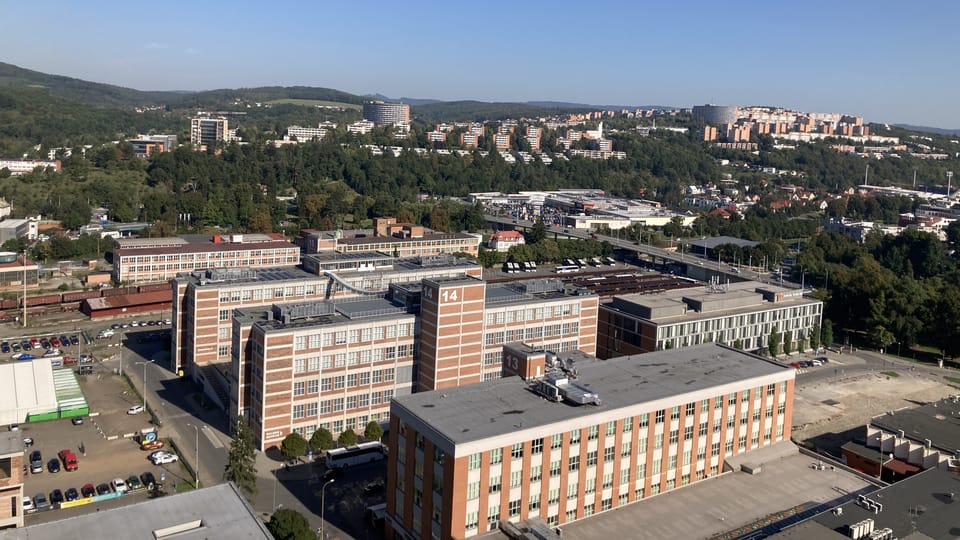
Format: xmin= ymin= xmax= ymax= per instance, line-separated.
xmin=307 ymin=379 xmax=318 ymax=394
xmin=685 ymin=426 xmax=694 ymax=440
xmin=605 ymin=421 xmax=617 ymax=436
xmin=639 ymin=413 xmax=649 ymax=427
xmin=604 ymin=446 xmax=615 ymax=462
xmin=468 ymin=453 xmax=481 ymax=470
xmin=530 ymin=465 xmax=542 ymax=483
xmin=490 ymin=448 xmax=503 ymax=465
xmin=685 ymin=402 xmax=695 ymax=416
xmin=570 ymin=429 xmax=581 ymax=444
xmin=511 ymin=443 xmax=524 ymax=460
xmin=620 ymin=468 xmax=630 ymax=485
xmin=218 ymin=309 xmax=229 ymax=321
xmin=292 ymin=404 xmax=304 ymax=419
xmin=586 ymin=450 xmax=598 ymax=467
xmin=603 ymin=472 xmax=613 ymax=489
xmin=669 ymin=430 xmax=679 ymax=445
xmin=668 ymin=455 xmax=677 ymax=470
xmin=511 ymin=470 xmax=522 ymax=488
xmin=550 ymin=460 xmax=561 ymax=477
xmin=548 ymin=488 xmax=560 ymax=505
xmin=588 ymin=425 xmax=599 ymax=441
xmin=551 ymin=434 xmax=562 ymax=449
xmin=293 ymin=381 xmax=305 ymax=396
xmin=671 ymin=406 xmax=680 ymax=420
xmin=567 ymin=482 xmax=578 ymax=499
xmin=532 ymin=438 xmax=543 ymax=455
xmin=654 ymin=434 xmax=663 ymax=449
xmin=623 ymin=417 xmax=633 ymax=432
xmin=465 ymin=511 xmax=479 ymax=530
xmin=655 ymin=410 xmax=665 ymax=424
xmin=529 ymin=494 xmax=541 ymax=511
xmin=621 ymin=441 xmax=631 ymax=457
xmin=487 ymin=505 xmax=500 ymax=526
xmin=488 ymin=476 xmax=501 ymax=494
xmin=509 ymin=499 xmax=521 ymax=517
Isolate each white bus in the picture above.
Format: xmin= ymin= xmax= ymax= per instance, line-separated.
xmin=325 ymin=442 xmax=385 ymax=469
xmin=555 ymin=265 xmax=579 ymax=274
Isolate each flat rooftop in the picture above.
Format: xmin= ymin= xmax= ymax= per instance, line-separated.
xmin=482 ymin=444 xmax=876 ymax=540
xmin=253 ymin=297 xmax=414 ymax=333
xmin=869 ymin=395 xmax=960 ymax=453
xmin=337 ymin=232 xmax=478 ymax=246
xmin=0 ymin=483 xmax=272 ymax=540
xmin=0 ymin=431 xmax=21 ymax=456
xmin=176 ymin=266 xmax=321 ymax=287
xmin=393 ymin=343 xmax=792 ymax=450
xmin=772 ymin=465 xmax=960 ymax=540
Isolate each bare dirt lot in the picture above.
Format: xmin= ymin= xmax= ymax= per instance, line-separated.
xmin=791 ymin=369 xmax=957 ymax=456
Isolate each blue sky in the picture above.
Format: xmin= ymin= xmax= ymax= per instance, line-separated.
xmin=2 ymin=1 xmax=957 ymax=127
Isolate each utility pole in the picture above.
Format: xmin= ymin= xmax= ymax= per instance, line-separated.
xmin=21 ymin=250 xmax=27 ymax=328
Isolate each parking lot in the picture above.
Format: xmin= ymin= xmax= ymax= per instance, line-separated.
xmin=0 ymin=312 xmax=189 ymax=522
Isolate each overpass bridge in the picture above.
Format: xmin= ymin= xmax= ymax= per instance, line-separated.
xmin=484 ymin=214 xmax=798 ymax=289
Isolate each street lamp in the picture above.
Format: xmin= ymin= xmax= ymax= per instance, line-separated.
xmin=186 ymin=423 xmax=203 ymax=488
xmin=320 ymin=479 xmax=335 ymax=539
xmin=134 ymin=361 xmax=151 ymax=411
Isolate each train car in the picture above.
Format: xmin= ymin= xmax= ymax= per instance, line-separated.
xmin=25 ymin=294 xmax=63 ymax=307
xmin=62 ymin=290 xmax=101 ymax=303
xmin=137 ymin=283 xmax=172 ymax=293
xmin=101 ymin=286 xmax=137 ymax=298
xmin=0 ymin=299 xmax=18 ymax=310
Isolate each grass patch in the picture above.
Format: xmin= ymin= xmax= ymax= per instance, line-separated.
xmin=267 ymin=98 xmax=360 ymax=110
xmin=944 ymin=376 xmax=960 ymax=385
xmin=880 ymin=371 xmax=900 ymax=378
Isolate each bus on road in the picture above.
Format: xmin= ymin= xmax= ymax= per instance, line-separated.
xmin=325 ymin=442 xmax=385 ymax=469
xmin=554 ymin=265 xmax=579 ymax=274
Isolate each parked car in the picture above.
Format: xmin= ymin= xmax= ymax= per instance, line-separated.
xmin=11 ymin=342 xmax=20 ymax=352
xmin=9 ymin=424 xmax=18 ymax=431
xmin=40 ymin=339 xmax=50 ymax=349
xmin=23 ymin=437 xmax=33 ymax=447
xmin=71 ymin=416 xmax=84 ymax=425
xmin=127 ymin=405 xmax=145 ymax=415
xmin=111 ymin=478 xmax=127 ymax=494
xmin=0 ymin=342 xmax=9 ymax=353
xmin=14 ymin=353 xmax=35 ymax=361
xmin=81 ymin=484 xmax=96 ymax=497
xmin=47 ymin=459 xmax=60 ymax=473
xmin=126 ymin=475 xmax=143 ymax=491
xmin=69 ymin=335 xmax=79 ymax=346
xmin=96 ymin=483 xmax=111 ymax=495
xmin=50 ymin=337 xmax=61 ymax=348
xmin=34 ymin=493 xmax=49 ymax=510
xmin=29 ymin=338 xmax=38 ymax=348
xmin=140 ymin=471 xmax=157 ymax=488
xmin=141 ymin=440 xmax=164 ymax=451
xmin=42 ymin=349 xmax=61 ymax=358
xmin=815 ymin=356 xmax=829 ymax=364
xmin=59 ymin=449 xmax=78 ymax=471
xmin=22 ymin=496 xmax=33 ymax=512
xmin=150 ymin=452 xmax=178 ymax=465
xmin=65 ymin=487 xmax=79 ymax=501
xmin=49 ymin=489 xmax=64 ymax=505
xmin=29 ymin=450 xmax=42 ymax=473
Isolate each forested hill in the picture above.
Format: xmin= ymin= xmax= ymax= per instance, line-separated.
xmin=0 ymin=62 xmax=181 ymax=108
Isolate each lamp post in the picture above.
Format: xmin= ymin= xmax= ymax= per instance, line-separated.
xmin=134 ymin=361 xmax=150 ymax=411
xmin=186 ymin=423 xmax=202 ymax=488
xmin=320 ymin=478 xmax=335 ymax=539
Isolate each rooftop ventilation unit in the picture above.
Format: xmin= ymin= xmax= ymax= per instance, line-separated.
xmin=534 ymin=375 xmax=601 ymax=406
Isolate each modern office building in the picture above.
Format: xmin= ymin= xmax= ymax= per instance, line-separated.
xmin=190 ymin=116 xmax=231 ymax=149
xmin=692 ymin=104 xmax=739 ymax=126
xmin=0 ymin=432 xmax=25 ymax=529
xmin=0 ymin=253 xmax=38 ymax=293
xmin=284 ymin=125 xmax=328 ymax=142
xmin=128 ymin=134 xmax=177 ymax=158
xmin=237 ymin=297 xmax=419 ymax=450
xmin=113 ymin=234 xmax=300 ymax=284
xmin=364 ymin=101 xmax=411 ymax=126
xmin=386 ymin=343 xmax=795 ymax=539
xmin=0 ymin=217 xmax=39 ymax=244
xmin=416 ymin=276 xmax=598 ymax=391
xmin=596 ymin=281 xmax=823 ymax=358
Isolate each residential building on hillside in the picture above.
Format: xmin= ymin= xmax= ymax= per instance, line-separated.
xmin=112 ymin=234 xmax=300 ymax=284
xmin=190 ymin=116 xmax=234 ymax=149
xmin=386 ymin=343 xmax=795 ymax=539
xmin=363 ymin=101 xmax=411 ymax=126
xmin=128 ymin=134 xmax=177 ymax=158
xmin=284 ymin=125 xmax=328 ymax=142
xmin=596 ymin=281 xmax=822 ymax=358
xmin=0 ymin=159 xmax=60 ymax=176
xmin=0 ymin=217 xmax=39 ymax=244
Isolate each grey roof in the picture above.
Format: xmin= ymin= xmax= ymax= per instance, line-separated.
xmin=0 ymin=483 xmax=272 ymax=540
xmin=0 ymin=431 xmax=21 ymax=456
xmin=177 ymin=266 xmax=320 ymax=287
xmin=841 ymin=441 xmax=883 ymax=462
xmin=393 ymin=343 xmax=791 ymax=449
xmin=254 ymin=297 xmax=414 ymax=333
xmin=870 ymin=396 xmax=960 ymax=453
xmin=789 ymin=465 xmax=960 ymax=540
xmin=688 ymin=235 xmax=760 ymax=250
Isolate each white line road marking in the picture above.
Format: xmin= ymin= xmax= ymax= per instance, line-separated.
xmin=202 ymin=425 xmax=224 ymax=448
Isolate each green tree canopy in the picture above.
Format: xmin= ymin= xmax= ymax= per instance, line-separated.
xmin=364 ymin=421 xmax=384 ymax=442
xmin=337 ymin=428 xmax=358 ymax=447
xmin=280 ymin=433 xmax=308 ymax=459
xmin=266 ymin=508 xmax=315 ymax=540
xmin=223 ymin=418 xmax=258 ymax=496
xmin=309 ymin=427 xmax=334 ymax=452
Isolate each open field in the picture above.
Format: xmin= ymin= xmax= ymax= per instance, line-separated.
xmin=267 ymin=98 xmax=360 ymax=110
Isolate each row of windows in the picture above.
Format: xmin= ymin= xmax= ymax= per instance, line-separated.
xmin=292 ymin=323 xmax=416 ymax=351
xmin=484 ymin=304 xmax=581 ymax=326
xmin=292 ymin=348 xmax=412 ymax=373
xmin=484 ymin=323 xmax=579 ymax=346
xmin=219 ymin=283 xmax=322 ymax=303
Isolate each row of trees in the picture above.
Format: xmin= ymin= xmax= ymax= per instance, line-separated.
xmin=280 ymin=421 xmax=384 ymax=460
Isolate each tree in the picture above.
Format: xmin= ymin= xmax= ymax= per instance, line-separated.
xmin=526 ymin=219 xmax=547 ymax=244
xmin=248 ymin=210 xmax=273 ymax=233
xmin=338 ymin=428 xmax=358 ymax=447
xmin=280 ymin=433 xmax=308 ymax=460
xmin=223 ymin=418 xmax=258 ymax=496
xmin=364 ymin=421 xmax=384 ymax=442
xmin=768 ymin=325 xmax=781 ymax=357
xmin=809 ymin=324 xmax=821 ymax=351
xmin=822 ymin=319 xmax=834 ymax=349
xmin=309 ymin=427 xmax=334 ymax=452
xmin=733 ymin=338 xmax=743 ymax=350
xmin=266 ymin=508 xmax=315 ymax=540
xmin=783 ymin=331 xmax=793 ymax=356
